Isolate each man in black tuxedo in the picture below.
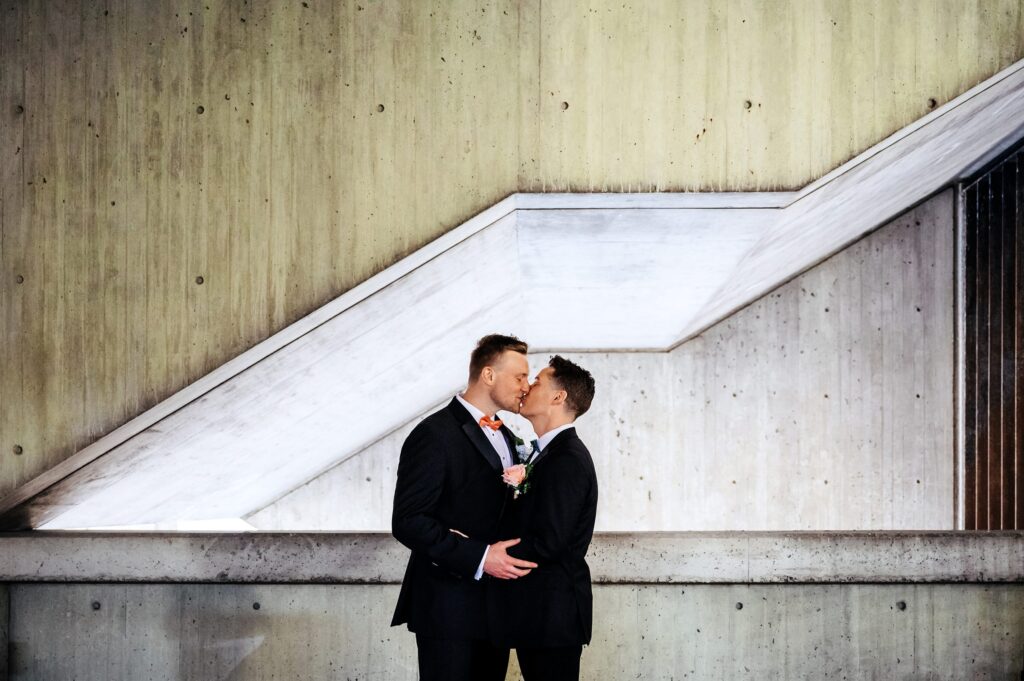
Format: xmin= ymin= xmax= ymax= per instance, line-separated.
xmin=488 ymin=355 xmax=599 ymax=681
xmin=392 ymin=334 xmax=539 ymax=681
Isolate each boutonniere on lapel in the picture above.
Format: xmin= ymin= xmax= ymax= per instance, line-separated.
xmin=503 ymin=435 xmax=540 ymax=499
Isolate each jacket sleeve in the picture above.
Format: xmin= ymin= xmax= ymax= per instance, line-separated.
xmin=509 ymin=453 xmax=591 ymax=564
xmin=391 ymin=422 xmax=488 ymax=578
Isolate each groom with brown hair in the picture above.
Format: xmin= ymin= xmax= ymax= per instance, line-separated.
xmin=488 ymin=355 xmax=599 ymax=681
xmin=391 ymin=334 xmax=539 ymax=681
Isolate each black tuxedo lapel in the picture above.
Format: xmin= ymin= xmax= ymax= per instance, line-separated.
xmin=461 ymin=423 xmax=504 ymax=472
xmin=485 ymin=424 xmax=597 ymax=650
xmin=531 ymin=427 xmax=576 ymax=467
xmin=446 ymin=398 xmax=504 ymax=472
xmin=393 ymin=397 xmax=516 ymax=645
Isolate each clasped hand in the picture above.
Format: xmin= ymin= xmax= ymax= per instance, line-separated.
xmin=483 ymin=538 xmax=537 ymax=579
xmin=450 ymin=529 xmax=538 ymax=579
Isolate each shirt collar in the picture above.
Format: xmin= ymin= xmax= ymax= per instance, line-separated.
xmin=537 ymin=423 xmax=574 ymax=452
xmin=455 ymin=393 xmax=491 ymax=424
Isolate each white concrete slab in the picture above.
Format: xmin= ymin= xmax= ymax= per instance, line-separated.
xmin=517 ymin=208 xmax=773 ymax=349
xmin=24 ymin=216 xmax=523 ymax=527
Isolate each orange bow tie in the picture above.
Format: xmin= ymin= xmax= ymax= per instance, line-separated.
xmin=479 ymin=415 xmax=503 ymax=431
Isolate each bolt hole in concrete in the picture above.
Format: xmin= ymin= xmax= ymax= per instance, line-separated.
xmin=15 ymin=274 xmax=24 ymax=284
xmin=735 ymin=602 xmax=743 ymax=610
xmin=252 ymin=602 xmax=261 ymax=610
xmin=377 ymin=104 xmax=385 ymax=112
xmin=15 ymin=104 xmax=24 ymax=114
xmin=13 ymin=444 xmax=23 ymax=455
xmin=196 ymin=276 xmax=205 ymax=285
xmin=928 ymin=97 xmax=937 ymax=109
xmin=897 ymin=601 xmax=907 ymax=611
xmin=197 ymin=105 xmax=205 ymax=114
xmin=744 ymin=100 xmax=752 ymax=109
xmin=561 ymin=101 xmax=569 ymax=110
xmin=91 ymin=601 xmax=101 ymax=611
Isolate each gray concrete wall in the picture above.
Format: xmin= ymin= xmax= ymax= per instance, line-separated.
xmin=3 ymin=531 xmax=1023 ymax=584
xmin=250 ymin=190 xmax=956 ymax=531
xmin=6 ymin=583 xmax=1023 ymax=680
xmin=4 ymin=533 xmax=1021 ymax=679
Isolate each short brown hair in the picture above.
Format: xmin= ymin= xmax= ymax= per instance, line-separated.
xmin=548 ymin=355 xmax=595 ymax=418
xmin=469 ymin=334 xmax=528 ymax=381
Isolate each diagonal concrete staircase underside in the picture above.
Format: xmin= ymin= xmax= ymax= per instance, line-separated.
xmin=2 ymin=59 xmax=1023 ymax=531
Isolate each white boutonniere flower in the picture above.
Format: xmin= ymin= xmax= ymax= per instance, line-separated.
xmin=504 ymin=434 xmax=539 ymax=499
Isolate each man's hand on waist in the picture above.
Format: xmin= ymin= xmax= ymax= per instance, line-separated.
xmin=483 ymin=538 xmax=537 ymax=579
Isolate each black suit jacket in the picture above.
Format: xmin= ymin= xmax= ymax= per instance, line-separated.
xmin=487 ymin=427 xmax=599 ymax=648
xmin=391 ymin=397 xmax=515 ymax=639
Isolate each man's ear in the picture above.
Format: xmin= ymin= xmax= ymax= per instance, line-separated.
xmin=481 ymin=366 xmax=494 ymax=385
xmin=552 ymin=390 xmax=567 ymax=406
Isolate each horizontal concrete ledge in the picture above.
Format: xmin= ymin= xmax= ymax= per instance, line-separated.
xmin=514 ymin=192 xmax=797 ymax=209
xmin=0 ymin=531 xmax=1021 ymax=584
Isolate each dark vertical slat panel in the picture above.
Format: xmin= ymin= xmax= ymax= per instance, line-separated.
xmin=991 ymin=163 xmax=1004 ymax=528
xmin=1011 ymin=153 xmax=1019 ymax=532
xmin=988 ymin=164 xmax=1004 ymax=530
xmin=1001 ymin=158 xmax=1017 ymax=529
xmin=965 ymin=182 xmax=979 ymax=529
xmin=964 ymin=142 xmax=1024 ymax=531
xmin=976 ymin=174 xmax=991 ymax=530
xmin=993 ymin=164 xmax=1004 ymax=530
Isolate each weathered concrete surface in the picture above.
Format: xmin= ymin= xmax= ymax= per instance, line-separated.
xmin=8 ymin=584 xmax=414 ymax=681
xmin=6 ymin=583 xmax=1024 ymax=680
xmin=591 ymin=584 xmax=1024 ymax=680
xmin=0 ymin=533 xmax=408 ymax=584
xmin=589 ymin=532 xmax=1024 ymax=584
xmin=0 ymin=532 xmax=1021 ymax=584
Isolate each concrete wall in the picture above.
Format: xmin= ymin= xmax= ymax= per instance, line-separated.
xmin=4 ymin=532 xmax=1022 ymax=679
xmin=5 ymin=583 xmax=1022 ymax=680
xmin=8 ymin=531 xmax=1022 ymax=584
xmin=3 ymin=0 xmax=1022 ymax=502
xmin=249 ymin=190 xmax=955 ymax=531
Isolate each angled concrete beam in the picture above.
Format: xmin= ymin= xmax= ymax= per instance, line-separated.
xmin=679 ymin=58 xmax=1024 ymax=345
